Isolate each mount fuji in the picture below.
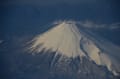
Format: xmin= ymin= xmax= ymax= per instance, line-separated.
xmin=27 ymin=20 xmax=120 ymax=79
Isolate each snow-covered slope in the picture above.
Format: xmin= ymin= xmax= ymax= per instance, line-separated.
xmin=29 ymin=21 xmax=86 ymax=58
xmin=28 ymin=21 xmax=120 ymax=76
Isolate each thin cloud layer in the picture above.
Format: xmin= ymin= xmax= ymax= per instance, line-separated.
xmin=79 ymin=20 xmax=120 ymax=30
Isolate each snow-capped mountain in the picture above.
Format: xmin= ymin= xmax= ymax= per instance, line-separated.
xmin=28 ymin=20 xmax=120 ymax=77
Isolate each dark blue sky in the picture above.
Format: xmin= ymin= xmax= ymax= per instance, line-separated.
xmin=1 ymin=0 xmax=120 ymax=23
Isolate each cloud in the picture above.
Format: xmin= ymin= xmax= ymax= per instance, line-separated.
xmin=79 ymin=20 xmax=120 ymax=30
xmin=1 ymin=0 xmax=97 ymax=6
xmin=109 ymin=23 xmax=120 ymax=29
xmin=0 ymin=40 xmax=3 ymax=44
